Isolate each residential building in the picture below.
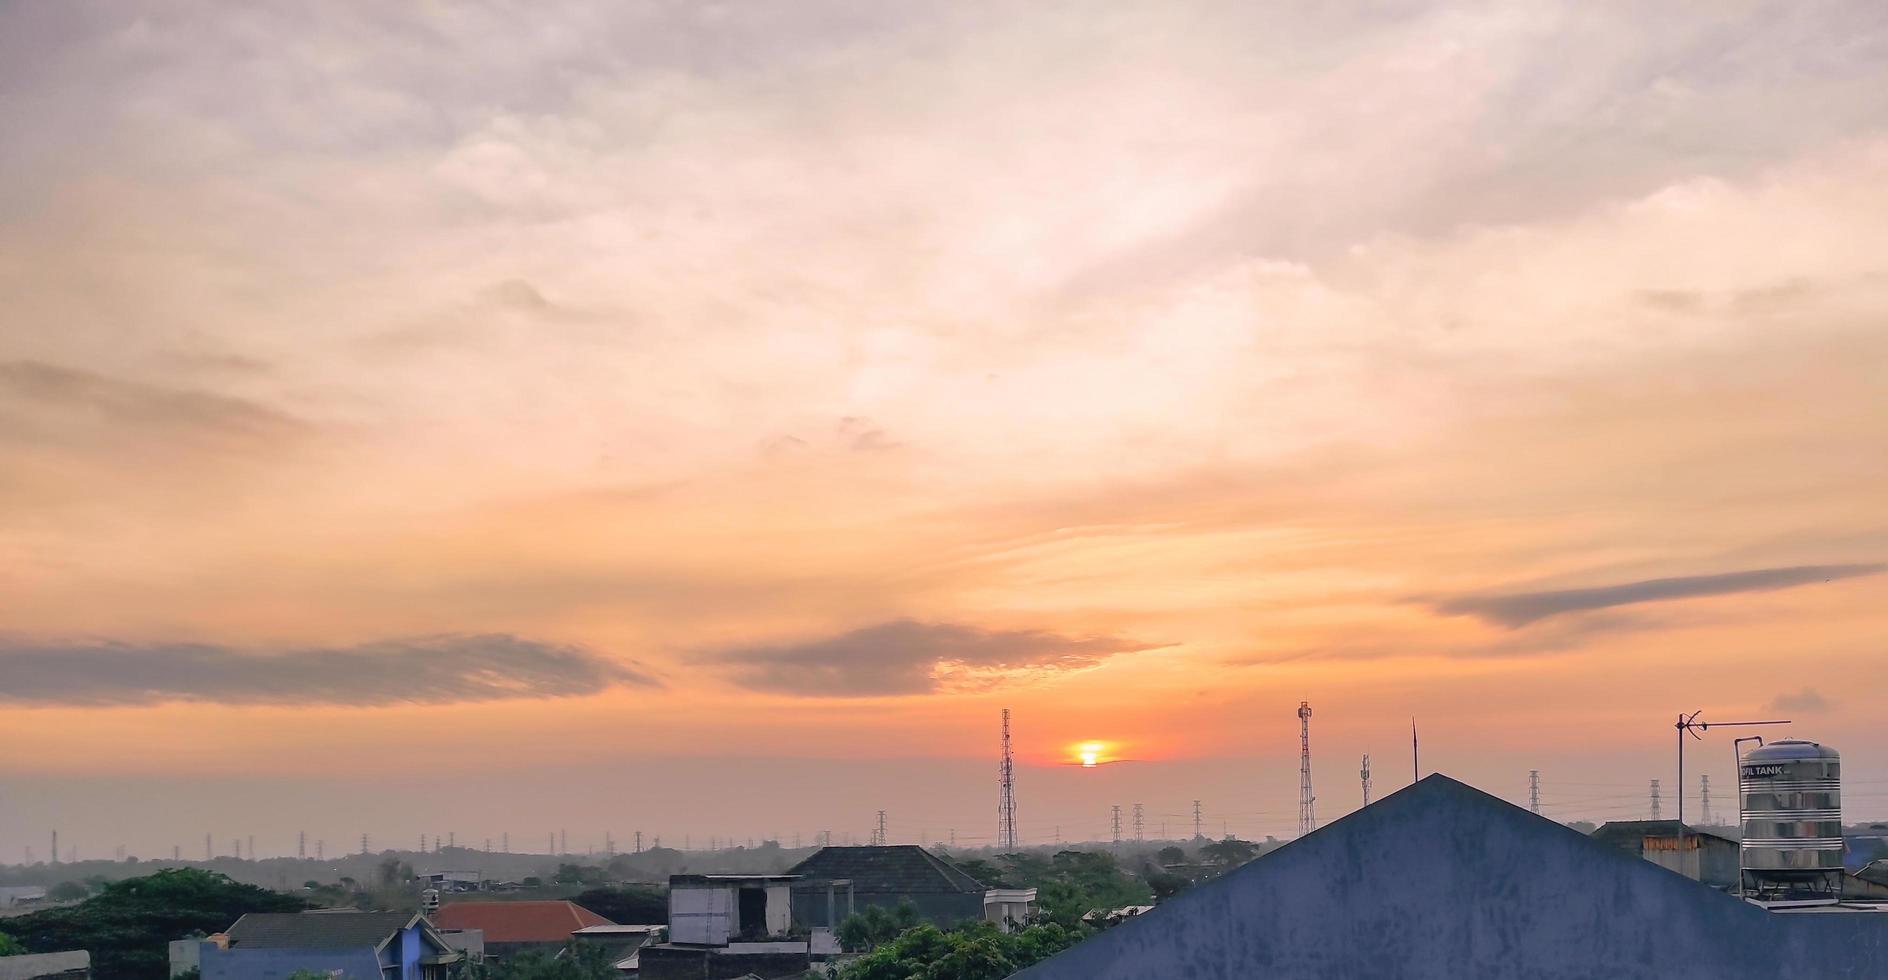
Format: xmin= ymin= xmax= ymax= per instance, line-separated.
xmin=569 ymin=924 xmax=665 ymax=974
xmin=431 ymin=900 xmax=612 ymax=961
xmin=420 ymin=871 xmax=485 ymax=893
xmin=176 ymin=910 xmax=463 ymax=980
xmin=1012 ymin=774 xmax=1888 ymax=980
xmin=0 ymin=886 xmax=47 ymax=910
xmin=1591 ymin=819 xmax=1740 ymax=888
xmin=638 ymin=875 xmax=837 ymax=980
xmin=786 ymin=845 xmax=992 ymax=929
xmin=983 ymin=887 xmax=1039 ymax=933
xmin=0 ymin=951 xmax=89 ymax=980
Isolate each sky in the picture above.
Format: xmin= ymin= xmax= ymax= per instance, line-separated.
xmin=2 ymin=0 xmax=1887 ymax=861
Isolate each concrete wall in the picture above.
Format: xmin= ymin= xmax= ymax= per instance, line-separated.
xmin=1012 ymin=775 xmax=1888 ymax=980
xmin=670 ymin=885 xmax=734 ymax=945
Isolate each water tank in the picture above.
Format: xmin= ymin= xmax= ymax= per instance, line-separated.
xmin=1739 ymin=738 xmax=1843 ymax=902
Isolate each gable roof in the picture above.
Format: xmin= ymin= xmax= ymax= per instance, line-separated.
xmin=433 ymin=900 xmax=614 ymax=943
xmin=226 ymin=910 xmax=420 ymax=950
xmin=787 ymin=845 xmax=986 ymax=895
xmin=1011 ymin=774 xmax=1888 ymax=980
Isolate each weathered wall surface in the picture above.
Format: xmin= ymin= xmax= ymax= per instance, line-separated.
xmin=1012 ymin=776 xmax=1888 ymax=980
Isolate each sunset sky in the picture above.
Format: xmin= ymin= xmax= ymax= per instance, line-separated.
xmin=3 ymin=1 xmax=1886 ymax=860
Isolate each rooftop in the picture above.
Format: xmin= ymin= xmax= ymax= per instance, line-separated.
xmin=226 ymin=911 xmax=418 ymax=950
xmin=786 ymin=845 xmax=986 ymax=895
xmin=433 ymin=900 xmax=613 ymax=943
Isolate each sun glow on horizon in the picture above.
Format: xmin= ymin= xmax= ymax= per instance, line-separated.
xmin=1077 ymin=741 xmax=1105 ymax=767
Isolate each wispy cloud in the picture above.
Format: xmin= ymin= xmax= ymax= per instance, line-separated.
xmin=703 ymin=619 xmax=1158 ymax=697
xmin=0 ymin=634 xmax=655 ymax=707
xmin=1430 ymin=564 xmax=1885 ymax=628
xmin=1768 ymin=688 xmax=1833 ymax=713
xmin=0 ymin=360 xmax=304 ymax=452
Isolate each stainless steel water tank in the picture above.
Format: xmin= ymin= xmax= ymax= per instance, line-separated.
xmin=1739 ymin=738 xmax=1842 ymax=901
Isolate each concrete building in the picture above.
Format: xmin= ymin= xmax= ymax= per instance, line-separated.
xmin=1012 ymin=774 xmax=1888 ymax=980
xmin=786 ymin=845 xmax=991 ymax=929
xmin=432 ymin=900 xmax=612 ymax=961
xmin=638 ymin=875 xmax=837 ymax=980
xmin=0 ymin=886 xmax=47 ymax=910
xmin=983 ymin=887 xmax=1039 ymax=933
xmin=569 ymin=924 xmax=665 ymax=975
xmin=0 ymin=951 xmax=89 ymax=980
xmin=176 ymin=910 xmax=463 ymax=980
xmin=1591 ymin=820 xmax=1741 ymax=888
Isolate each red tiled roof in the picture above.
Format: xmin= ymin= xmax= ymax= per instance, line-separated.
xmin=433 ymin=901 xmax=615 ymax=943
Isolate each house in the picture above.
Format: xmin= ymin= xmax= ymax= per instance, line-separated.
xmin=983 ymin=887 xmax=1039 ymax=933
xmin=421 ymin=871 xmax=485 ymax=893
xmin=1011 ymin=774 xmax=1888 ymax=980
xmin=0 ymin=886 xmax=47 ymax=910
xmin=569 ymin=924 xmax=665 ymax=975
xmin=638 ymin=875 xmax=836 ymax=980
xmin=786 ymin=845 xmax=994 ymax=929
xmin=1591 ymin=819 xmax=1741 ymax=888
xmin=431 ymin=900 xmax=613 ymax=961
xmin=0 ymin=951 xmax=90 ymax=980
xmin=178 ymin=910 xmax=463 ymax=980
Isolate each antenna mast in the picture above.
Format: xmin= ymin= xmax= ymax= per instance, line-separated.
xmin=997 ymin=709 xmax=1018 ymax=850
xmin=1297 ymin=701 xmax=1316 ymax=836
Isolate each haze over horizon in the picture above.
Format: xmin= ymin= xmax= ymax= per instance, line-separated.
xmin=3 ymin=0 xmax=1887 ymax=861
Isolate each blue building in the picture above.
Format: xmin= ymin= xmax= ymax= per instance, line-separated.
xmin=1012 ymin=774 xmax=1888 ymax=980
xmin=179 ymin=910 xmax=463 ymax=980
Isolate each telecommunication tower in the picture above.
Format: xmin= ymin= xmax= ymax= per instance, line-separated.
xmin=1132 ymin=803 xmax=1144 ymax=841
xmin=1361 ymin=754 xmax=1373 ymax=806
xmin=1297 ymin=701 xmax=1316 ymax=836
xmin=1700 ymin=775 xmax=1713 ymax=826
xmin=1649 ymin=779 xmax=1662 ymax=820
xmin=998 ymin=709 xmax=1018 ymax=850
xmin=1528 ymin=770 xmax=1541 ymax=815
xmin=1110 ymin=805 xmax=1122 ymax=844
xmin=1192 ymin=800 xmax=1203 ymax=839
xmin=298 ymin=831 xmax=306 ymax=859
xmin=360 ymin=834 xmax=370 ymax=855
xmin=872 ymin=811 xmax=887 ymax=846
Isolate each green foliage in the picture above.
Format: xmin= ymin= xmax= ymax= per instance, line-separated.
xmin=1197 ymin=839 xmax=1258 ymax=866
xmin=1155 ymin=846 xmax=1187 ymax=866
xmin=552 ymin=863 xmax=607 ymax=886
xmin=835 ymin=901 xmax=920 ymax=952
xmin=836 ymin=922 xmax=1079 ymax=980
xmin=3 ymin=868 xmax=307 ymax=980
xmin=46 ymin=881 xmax=89 ymax=902
xmin=462 ymin=942 xmax=616 ymax=980
xmin=571 ymin=886 xmax=667 ymax=924
xmin=0 ymin=931 xmax=23 ymax=955
xmin=1145 ymin=870 xmax=1191 ymax=902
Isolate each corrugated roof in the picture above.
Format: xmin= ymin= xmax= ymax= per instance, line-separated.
xmin=226 ymin=911 xmax=417 ymax=949
xmin=0 ymin=950 xmax=90 ymax=980
xmin=433 ymin=900 xmax=614 ymax=943
xmin=786 ymin=845 xmax=985 ymax=895
xmin=1591 ymin=821 xmax=1737 ymax=849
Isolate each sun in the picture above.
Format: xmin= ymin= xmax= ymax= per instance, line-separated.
xmin=1078 ymin=741 xmax=1105 ymax=768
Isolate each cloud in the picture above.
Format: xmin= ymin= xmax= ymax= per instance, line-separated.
xmin=1430 ymin=564 xmax=1886 ymax=628
xmin=703 ymin=619 xmax=1158 ymax=697
xmin=0 ymin=634 xmax=655 ymax=707
xmin=0 ymin=360 xmax=304 ymax=452
xmin=1768 ymin=688 xmax=1832 ymax=713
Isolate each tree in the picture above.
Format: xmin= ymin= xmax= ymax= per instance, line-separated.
xmin=1155 ymin=846 xmax=1186 ymax=866
xmin=0 ymin=931 xmax=23 ymax=955
xmin=836 ymin=922 xmax=1079 ymax=980
xmin=835 ymin=901 xmax=920 ymax=952
xmin=462 ymin=942 xmax=616 ymax=980
xmin=46 ymin=881 xmax=89 ymax=902
xmin=1198 ymin=839 xmax=1257 ymax=867
xmin=3 ymin=868 xmax=307 ymax=980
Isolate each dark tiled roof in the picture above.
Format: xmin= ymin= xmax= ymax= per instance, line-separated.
xmin=786 ymin=846 xmax=985 ymax=895
xmin=433 ymin=901 xmax=614 ymax=943
xmin=226 ymin=911 xmax=416 ymax=949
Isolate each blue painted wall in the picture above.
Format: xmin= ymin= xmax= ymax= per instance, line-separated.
xmin=199 ymin=945 xmax=386 ymax=980
xmin=1012 ymin=776 xmax=1888 ymax=980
